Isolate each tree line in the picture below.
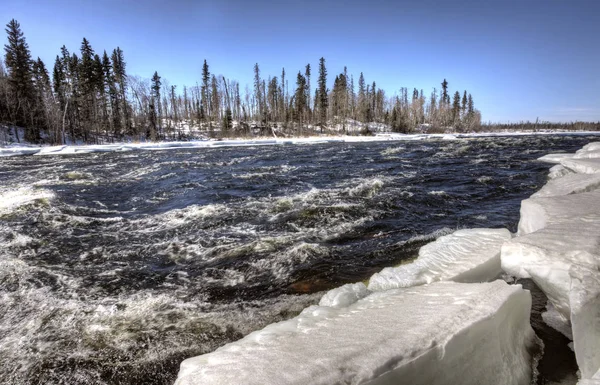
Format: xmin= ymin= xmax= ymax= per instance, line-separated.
xmin=8 ymin=18 xmax=582 ymax=145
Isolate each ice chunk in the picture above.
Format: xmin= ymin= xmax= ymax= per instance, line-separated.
xmin=569 ymin=264 xmax=600 ymax=379
xmin=548 ymin=164 xmax=573 ymax=180
xmin=532 ymin=173 xmax=600 ymax=198
xmin=318 ymin=283 xmax=370 ymax=308
xmin=368 ymin=228 xmax=511 ymax=291
xmin=501 ymin=217 xmax=600 ymax=319
xmin=537 ymin=153 xmax=575 ymax=164
xmin=517 ymin=191 xmax=600 ymax=235
xmin=561 ymin=158 xmax=600 ymax=174
xmin=176 ymin=281 xmax=536 ymax=385
xmin=574 ymin=142 xmax=600 ymax=159
xmin=0 ymin=146 xmax=41 ymax=156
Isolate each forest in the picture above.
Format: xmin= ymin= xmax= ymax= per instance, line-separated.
xmin=1 ymin=19 xmax=597 ymax=145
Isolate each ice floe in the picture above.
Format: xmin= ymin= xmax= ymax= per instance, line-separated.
xmin=176 ymin=280 xmax=536 ymax=385
xmin=561 ymin=158 xmax=600 ymax=174
xmin=368 ymin=228 xmax=511 ymax=291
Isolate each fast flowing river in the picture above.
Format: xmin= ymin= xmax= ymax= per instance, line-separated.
xmin=0 ymin=135 xmax=595 ymax=384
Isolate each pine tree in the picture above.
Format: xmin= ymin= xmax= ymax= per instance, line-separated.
xmin=461 ymin=90 xmax=468 ymax=119
xmin=467 ymin=93 xmax=474 ymax=115
xmin=294 ymin=71 xmax=307 ymax=129
xmin=111 ymin=47 xmax=130 ymax=135
xmin=441 ymin=79 xmax=449 ymax=106
xmin=452 ymin=91 xmax=461 ymax=124
xmin=201 ymin=59 xmax=210 ymax=128
xmin=4 ymin=19 xmax=37 ymax=140
xmin=150 ymin=71 xmax=162 ymax=140
xmin=305 ymin=63 xmax=311 ymax=123
xmin=317 ymin=57 xmax=328 ymax=127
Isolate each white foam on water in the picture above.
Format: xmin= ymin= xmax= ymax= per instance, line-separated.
xmin=0 ymin=186 xmax=55 ymax=213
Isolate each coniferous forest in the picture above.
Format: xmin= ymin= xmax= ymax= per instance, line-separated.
xmin=1 ymin=19 xmax=598 ymax=145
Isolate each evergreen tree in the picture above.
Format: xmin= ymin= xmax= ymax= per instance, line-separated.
xmin=461 ymin=90 xmax=468 ymax=118
xmin=452 ymin=91 xmax=461 ymax=124
xmin=468 ymin=93 xmax=474 ymax=115
xmin=201 ymin=59 xmax=210 ymax=128
xmin=317 ymin=57 xmax=328 ymax=127
xmin=305 ymin=63 xmax=311 ymax=122
xmin=111 ymin=47 xmax=130 ymax=135
xmin=4 ymin=19 xmax=36 ymax=140
xmin=441 ymin=79 xmax=449 ymax=106
xmin=150 ymin=71 xmax=162 ymax=140
xmin=294 ymin=71 xmax=307 ymax=129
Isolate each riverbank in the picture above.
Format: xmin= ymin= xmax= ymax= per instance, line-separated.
xmin=2 ymin=130 xmax=600 ymax=157
xmin=175 ymin=142 xmax=600 ymax=384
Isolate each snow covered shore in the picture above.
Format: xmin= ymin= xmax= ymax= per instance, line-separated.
xmin=2 ymin=130 xmax=600 ymax=157
xmin=175 ymin=140 xmax=600 ymax=384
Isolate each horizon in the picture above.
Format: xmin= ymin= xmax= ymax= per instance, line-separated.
xmin=3 ymin=0 xmax=600 ymax=123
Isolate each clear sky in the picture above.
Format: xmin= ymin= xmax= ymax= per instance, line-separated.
xmin=3 ymin=0 xmax=599 ymax=123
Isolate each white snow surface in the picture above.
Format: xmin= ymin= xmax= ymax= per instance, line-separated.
xmin=318 ymin=283 xmax=370 ymax=308
xmin=569 ymin=264 xmax=600 ymax=379
xmin=368 ymin=228 xmax=512 ymax=291
xmin=176 ymin=280 xmax=536 ymax=385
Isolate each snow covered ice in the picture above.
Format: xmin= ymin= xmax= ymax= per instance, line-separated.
xmin=176 ymin=280 xmax=536 ymax=385
xmin=368 ymin=228 xmax=511 ymax=291
xmin=570 ymin=264 xmax=600 ymax=379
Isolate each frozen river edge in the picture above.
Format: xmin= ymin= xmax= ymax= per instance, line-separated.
xmin=2 ymin=131 xmax=600 ymax=157
xmin=174 ymin=141 xmax=600 ymax=384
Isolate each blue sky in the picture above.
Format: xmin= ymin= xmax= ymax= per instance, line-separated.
xmin=3 ymin=0 xmax=599 ymax=123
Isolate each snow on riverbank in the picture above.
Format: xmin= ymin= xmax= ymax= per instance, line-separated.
xmin=176 ymin=140 xmax=600 ymax=384
xmin=2 ymin=130 xmax=600 ymax=157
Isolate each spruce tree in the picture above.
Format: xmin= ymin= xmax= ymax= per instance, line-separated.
xmin=461 ymin=90 xmax=468 ymax=118
xmin=4 ymin=19 xmax=36 ymax=140
xmin=317 ymin=57 xmax=327 ymax=127
xmin=452 ymin=91 xmax=461 ymax=124
xmin=150 ymin=71 xmax=162 ymax=140
xmin=201 ymin=59 xmax=210 ymax=128
xmin=441 ymin=79 xmax=449 ymax=106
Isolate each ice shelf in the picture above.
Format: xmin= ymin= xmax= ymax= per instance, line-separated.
xmin=176 ymin=281 xmax=536 ymax=385
xmin=503 ymin=142 xmax=600 ymax=383
xmin=368 ymin=228 xmax=511 ymax=291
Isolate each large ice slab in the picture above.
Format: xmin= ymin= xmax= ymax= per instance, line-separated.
xmin=574 ymin=142 xmax=600 ymax=159
xmin=532 ymin=173 xmax=600 ymax=198
xmin=368 ymin=228 xmax=512 ymax=291
xmin=517 ymin=191 xmax=600 ymax=235
xmin=561 ymin=158 xmax=600 ymax=174
xmin=537 ymin=153 xmax=575 ymax=164
xmin=502 ymin=217 xmax=600 ymax=319
xmin=318 ymin=282 xmax=370 ymax=308
xmin=176 ymin=281 xmax=536 ymax=385
xmin=570 ymin=264 xmax=600 ymax=379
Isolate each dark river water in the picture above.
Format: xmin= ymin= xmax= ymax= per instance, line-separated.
xmin=0 ymin=135 xmax=596 ymax=384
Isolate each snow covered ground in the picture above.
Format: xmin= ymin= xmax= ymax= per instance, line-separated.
xmin=2 ymin=130 xmax=600 ymax=157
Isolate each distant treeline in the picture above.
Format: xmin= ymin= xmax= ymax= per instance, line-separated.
xmin=478 ymin=121 xmax=600 ymax=132
xmin=0 ymin=19 xmax=595 ymax=145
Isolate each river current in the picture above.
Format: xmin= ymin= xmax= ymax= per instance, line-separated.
xmin=0 ymin=135 xmax=595 ymax=384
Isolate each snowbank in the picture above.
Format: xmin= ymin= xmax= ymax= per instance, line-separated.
xmin=176 ymin=281 xmax=536 ymax=385
xmin=368 ymin=228 xmax=511 ymax=291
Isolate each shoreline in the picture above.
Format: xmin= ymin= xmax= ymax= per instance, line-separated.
xmin=2 ymin=130 xmax=600 ymax=157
